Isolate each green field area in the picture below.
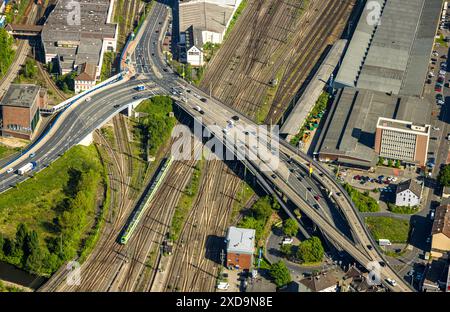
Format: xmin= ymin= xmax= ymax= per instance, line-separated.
xmin=0 ymin=144 xmax=20 ymax=160
xmin=365 ymin=216 xmax=410 ymax=243
xmin=0 ymin=145 xmax=108 ymax=275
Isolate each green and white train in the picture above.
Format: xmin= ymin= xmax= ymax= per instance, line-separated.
xmin=119 ymin=156 xmax=174 ymax=244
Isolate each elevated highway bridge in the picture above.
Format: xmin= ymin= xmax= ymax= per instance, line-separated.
xmin=0 ymin=0 xmax=414 ymax=292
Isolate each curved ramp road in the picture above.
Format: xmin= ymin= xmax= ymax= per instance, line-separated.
xmin=0 ymin=0 xmax=413 ymax=292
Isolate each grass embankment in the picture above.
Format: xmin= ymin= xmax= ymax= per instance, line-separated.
xmin=343 ymin=183 xmax=380 ymax=212
xmin=224 ymin=0 xmax=248 ymax=40
xmin=0 ymin=145 xmax=108 ymax=276
xmin=290 ymin=92 xmax=329 ymax=147
xmin=0 ymin=144 xmax=20 ymax=160
xmin=0 ymin=29 xmax=15 ymax=79
xmin=365 ymin=217 xmax=410 ymax=244
xmin=169 ymin=160 xmax=205 ymax=241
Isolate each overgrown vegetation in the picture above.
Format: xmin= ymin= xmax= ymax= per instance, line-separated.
xmin=290 ymin=92 xmax=329 ymax=147
xmin=231 ymin=180 xmax=255 ymax=222
xmin=438 ymin=164 xmax=450 ymax=186
xmin=387 ymin=203 xmax=419 ymax=214
xmin=282 ymin=218 xmax=299 ymax=237
xmin=100 ymin=52 xmax=116 ymax=81
xmin=0 ymin=29 xmax=15 ymax=79
xmin=134 ymin=1 xmax=154 ymax=36
xmin=238 ymin=196 xmax=280 ymax=243
xmin=54 ymin=71 xmax=76 ymax=94
xmin=134 ymin=96 xmax=176 ymax=158
xmin=0 ymin=280 xmax=23 ymax=292
xmin=170 ymin=160 xmax=204 ymax=241
xmin=269 ymin=260 xmax=291 ymax=288
xmin=365 ymin=217 xmax=410 ymax=243
xmin=343 ymin=183 xmax=380 ymax=212
xmin=14 ymin=58 xmax=37 ymax=83
xmin=224 ymin=0 xmax=248 ymax=40
xmin=296 ymin=236 xmax=324 ymax=264
xmin=0 ymin=144 xmax=20 ymax=160
xmin=0 ymin=146 xmax=107 ymax=276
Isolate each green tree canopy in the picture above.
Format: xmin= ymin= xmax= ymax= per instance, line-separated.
xmin=296 ymin=236 xmax=324 ymax=263
xmin=0 ymin=29 xmax=15 ymax=78
xmin=438 ymin=164 xmax=450 ymax=186
xmin=282 ymin=219 xmax=299 ymax=237
xmin=269 ymin=260 xmax=291 ymax=288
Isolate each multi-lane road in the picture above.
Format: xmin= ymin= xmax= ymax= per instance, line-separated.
xmin=1 ymin=0 xmax=414 ymax=292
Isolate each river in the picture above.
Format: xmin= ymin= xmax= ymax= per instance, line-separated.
xmin=0 ymin=261 xmax=47 ymax=290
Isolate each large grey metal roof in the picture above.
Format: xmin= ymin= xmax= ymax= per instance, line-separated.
xmin=315 ymin=88 xmax=431 ymax=166
xmin=335 ymin=0 xmax=442 ymax=97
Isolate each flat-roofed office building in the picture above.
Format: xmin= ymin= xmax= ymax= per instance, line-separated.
xmin=375 ymin=117 xmax=430 ymax=167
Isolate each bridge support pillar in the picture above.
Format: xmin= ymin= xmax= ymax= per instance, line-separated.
xmin=78 ymin=132 xmax=93 ymax=146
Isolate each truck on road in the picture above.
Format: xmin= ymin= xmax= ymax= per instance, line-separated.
xmin=17 ymin=162 xmax=37 ymax=175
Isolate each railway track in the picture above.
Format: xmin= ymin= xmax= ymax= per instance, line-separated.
xmin=266 ymin=0 xmax=355 ymax=123
xmin=162 ymin=161 xmax=243 ymax=292
xmin=36 ymin=62 xmax=68 ymax=101
xmin=199 ymin=0 xmax=354 ymax=124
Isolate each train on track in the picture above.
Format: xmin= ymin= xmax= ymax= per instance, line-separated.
xmin=119 ymin=156 xmax=174 ymax=244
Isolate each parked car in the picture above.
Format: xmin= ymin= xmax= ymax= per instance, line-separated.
xmin=282 ymin=237 xmax=294 ymax=245
xmin=314 ymin=195 xmax=320 ymax=201
xmin=435 ymin=85 xmax=443 ymax=92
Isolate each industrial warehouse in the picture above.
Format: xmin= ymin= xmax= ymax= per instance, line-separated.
xmin=316 ymin=0 xmax=443 ymax=169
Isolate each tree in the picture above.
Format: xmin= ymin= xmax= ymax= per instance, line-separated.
xmin=282 ymin=219 xmax=299 ymax=237
xmin=15 ymin=223 xmax=28 ymax=251
xmin=238 ymin=216 xmax=264 ymax=242
xmin=377 ymin=157 xmax=384 ymax=166
xmin=280 ymin=244 xmax=292 ymax=257
xmin=251 ymin=196 xmax=273 ymax=221
xmin=21 ymin=59 xmax=37 ymax=79
xmin=438 ymin=164 xmax=450 ymax=186
xmin=296 ymin=236 xmax=324 ymax=263
xmin=269 ymin=261 xmax=291 ymax=287
xmin=387 ymin=159 xmax=393 ymax=167
xmin=394 ymin=159 xmax=401 ymax=168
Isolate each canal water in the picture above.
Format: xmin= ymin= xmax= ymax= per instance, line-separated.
xmin=0 ymin=261 xmax=47 ymax=290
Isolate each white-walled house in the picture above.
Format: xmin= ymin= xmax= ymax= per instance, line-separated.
xmin=395 ymin=179 xmax=422 ymax=207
